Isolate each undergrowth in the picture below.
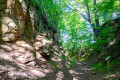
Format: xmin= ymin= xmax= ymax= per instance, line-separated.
xmin=92 ymin=60 xmax=120 ymax=74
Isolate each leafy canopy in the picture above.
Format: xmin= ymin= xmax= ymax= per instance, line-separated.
xmin=31 ymin=0 xmax=120 ymax=59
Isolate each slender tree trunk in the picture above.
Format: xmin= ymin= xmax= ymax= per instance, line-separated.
xmin=94 ymin=0 xmax=100 ymax=27
xmin=86 ymin=3 xmax=99 ymax=37
xmin=66 ymin=2 xmax=100 ymax=37
xmin=86 ymin=3 xmax=91 ymax=20
xmin=93 ymin=0 xmax=100 ymax=37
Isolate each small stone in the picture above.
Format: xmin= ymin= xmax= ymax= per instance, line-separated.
xmin=25 ymin=51 xmax=34 ymax=59
xmin=14 ymin=52 xmax=23 ymax=57
xmin=41 ymin=33 xmax=47 ymax=36
xmin=11 ymin=45 xmax=19 ymax=50
xmin=91 ymin=72 xmax=96 ymax=75
xmin=35 ymin=47 xmax=39 ymax=51
xmin=42 ymin=49 xmax=49 ymax=53
xmin=18 ymin=48 xmax=26 ymax=53
xmin=0 ymin=45 xmax=13 ymax=51
xmin=59 ymin=46 xmax=63 ymax=50
xmin=26 ymin=61 xmax=36 ymax=66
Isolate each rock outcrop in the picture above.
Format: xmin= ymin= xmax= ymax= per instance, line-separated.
xmin=0 ymin=0 xmax=64 ymax=67
xmin=0 ymin=0 xmax=33 ymax=42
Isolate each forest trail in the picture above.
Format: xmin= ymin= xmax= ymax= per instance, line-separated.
xmin=0 ymin=41 xmax=104 ymax=80
xmin=43 ymin=55 xmax=105 ymax=80
xmin=0 ymin=0 xmax=120 ymax=79
xmin=0 ymin=40 xmax=119 ymax=80
xmin=0 ymin=48 xmax=103 ymax=80
xmin=43 ymin=61 xmax=104 ymax=80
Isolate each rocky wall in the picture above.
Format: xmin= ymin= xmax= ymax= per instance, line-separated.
xmin=0 ymin=0 xmax=65 ymax=65
xmin=0 ymin=0 xmax=34 ymax=42
xmin=34 ymin=9 xmax=64 ymax=55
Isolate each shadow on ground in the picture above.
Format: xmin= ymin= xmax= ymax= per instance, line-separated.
xmin=0 ymin=39 xmax=118 ymax=80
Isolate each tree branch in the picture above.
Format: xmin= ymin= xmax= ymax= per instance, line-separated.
xmin=66 ymin=4 xmax=95 ymax=27
xmin=66 ymin=4 xmax=89 ymax=20
xmin=86 ymin=3 xmax=91 ymax=21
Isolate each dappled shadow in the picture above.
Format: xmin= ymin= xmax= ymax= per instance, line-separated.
xmin=0 ymin=38 xmax=113 ymax=80
xmin=0 ymin=30 xmax=108 ymax=80
xmin=0 ymin=39 xmax=54 ymax=80
xmin=0 ymin=58 xmax=20 ymax=69
xmin=46 ymin=46 xmax=106 ymax=80
xmin=0 ymin=38 xmax=101 ymax=80
xmin=0 ymin=32 xmax=111 ymax=80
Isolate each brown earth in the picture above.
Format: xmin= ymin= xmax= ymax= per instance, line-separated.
xmin=0 ymin=36 xmax=119 ymax=80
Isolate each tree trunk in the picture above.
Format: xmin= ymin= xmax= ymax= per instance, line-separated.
xmin=66 ymin=2 xmax=100 ymax=37
xmin=85 ymin=3 xmax=99 ymax=37
xmin=93 ymin=0 xmax=100 ymax=37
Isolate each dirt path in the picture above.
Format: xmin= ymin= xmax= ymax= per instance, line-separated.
xmin=0 ymin=41 xmax=111 ymax=80
xmin=0 ymin=45 xmax=104 ymax=80
xmin=38 ymin=52 xmax=105 ymax=80
xmin=40 ymin=62 xmax=104 ymax=80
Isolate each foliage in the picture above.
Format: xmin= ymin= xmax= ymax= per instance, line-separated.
xmin=31 ymin=0 xmax=120 ymax=73
xmin=93 ymin=60 xmax=120 ymax=73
